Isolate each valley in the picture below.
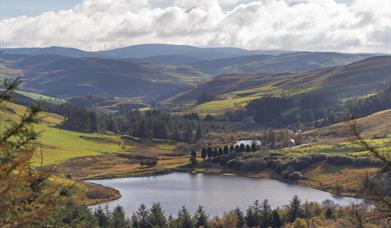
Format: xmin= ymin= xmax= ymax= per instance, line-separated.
xmin=2 ymin=0 xmax=391 ymax=226
xmin=2 ymin=100 xmax=389 ymax=200
xmin=1 ymin=44 xmax=390 ymax=227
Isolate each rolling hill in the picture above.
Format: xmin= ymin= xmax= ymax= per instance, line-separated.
xmin=0 ymin=102 xmax=124 ymax=165
xmin=2 ymin=45 xmax=373 ymax=71
xmin=0 ymin=54 xmax=208 ymax=101
xmin=0 ymin=46 xmax=91 ymax=58
xmin=174 ymin=56 xmax=391 ymax=113
xmin=0 ymin=45 xmax=386 ymax=106
xmin=95 ymin=44 xmax=261 ymax=60
xmin=192 ymin=52 xmax=374 ymax=75
xmin=305 ymin=109 xmax=391 ymax=141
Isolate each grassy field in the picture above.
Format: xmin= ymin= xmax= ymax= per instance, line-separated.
xmin=299 ymin=162 xmax=378 ymax=196
xmin=33 ymin=125 xmax=124 ymax=165
xmin=0 ymin=102 xmax=125 ymax=204
xmin=191 ymin=96 xmax=255 ymax=114
xmin=1 ymin=102 xmax=124 ymax=165
xmin=1 ymin=102 xmax=189 ymax=179
xmin=49 ymin=175 xmax=121 ymax=205
xmin=187 ymin=82 xmax=322 ymax=115
xmin=281 ymin=136 xmax=391 ymax=157
xmin=190 ymin=85 xmax=282 ymax=115
xmin=16 ymin=90 xmax=65 ymax=104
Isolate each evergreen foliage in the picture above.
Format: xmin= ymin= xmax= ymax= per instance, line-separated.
xmin=287 ymin=195 xmax=303 ymax=223
xmin=0 ymin=78 xmax=63 ymax=227
xmin=193 ymin=206 xmax=209 ymax=228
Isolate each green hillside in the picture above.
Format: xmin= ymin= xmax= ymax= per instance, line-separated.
xmin=0 ymin=102 xmax=124 ymax=165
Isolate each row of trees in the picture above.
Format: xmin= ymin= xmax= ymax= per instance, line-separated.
xmin=199 ymin=143 xmax=258 ymax=160
xmin=38 ymin=194 xmax=390 ymax=227
xmin=94 ymin=203 xmax=210 ymax=228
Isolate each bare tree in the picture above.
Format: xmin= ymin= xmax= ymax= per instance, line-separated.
xmin=346 ymin=116 xmax=391 ymax=223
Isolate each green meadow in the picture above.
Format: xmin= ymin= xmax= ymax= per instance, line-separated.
xmin=1 ymin=102 xmax=124 ymax=165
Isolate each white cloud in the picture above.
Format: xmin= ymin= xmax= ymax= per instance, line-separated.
xmin=0 ymin=0 xmax=390 ymax=53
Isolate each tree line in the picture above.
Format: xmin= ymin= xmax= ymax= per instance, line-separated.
xmin=199 ymin=143 xmax=258 ymax=161
xmin=38 ymin=194 xmax=390 ymax=227
xmin=188 ymin=143 xmax=259 ymax=167
xmin=44 ymin=102 xmax=232 ymax=143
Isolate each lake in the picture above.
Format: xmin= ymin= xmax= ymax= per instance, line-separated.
xmin=89 ymin=173 xmax=360 ymax=216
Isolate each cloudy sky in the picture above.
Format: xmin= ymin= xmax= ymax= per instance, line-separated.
xmin=0 ymin=0 xmax=390 ymax=53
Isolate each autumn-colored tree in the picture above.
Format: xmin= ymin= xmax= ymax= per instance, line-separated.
xmin=0 ymin=78 xmax=61 ymax=227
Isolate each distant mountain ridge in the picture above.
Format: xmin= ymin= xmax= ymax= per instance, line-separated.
xmin=0 ymin=46 xmax=90 ymax=58
xmin=1 ymin=44 xmax=285 ymax=61
xmin=1 ymin=44 xmax=387 ymax=104
xmin=2 ymin=44 xmax=375 ymax=73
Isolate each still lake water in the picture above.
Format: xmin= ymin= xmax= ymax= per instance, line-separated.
xmin=89 ymin=173 xmax=360 ymax=216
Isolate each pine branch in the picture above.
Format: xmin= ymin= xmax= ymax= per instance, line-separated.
xmin=0 ymin=104 xmax=41 ymax=146
xmin=0 ymin=78 xmax=21 ymax=103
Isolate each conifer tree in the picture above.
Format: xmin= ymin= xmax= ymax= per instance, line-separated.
xmin=201 ymin=148 xmax=207 ymax=160
xmin=270 ymin=209 xmax=282 ymax=228
xmin=218 ymin=147 xmax=223 ymax=155
xmin=234 ymin=207 xmax=245 ymax=228
xmin=260 ymin=200 xmax=272 ymax=228
xmin=111 ymin=206 xmax=130 ymax=228
xmin=149 ymin=203 xmax=167 ymax=227
xmin=94 ymin=207 xmax=110 ymax=228
xmin=0 ymin=78 xmax=63 ymax=227
xmin=239 ymin=143 xmax=245 ymax=152
xmin=193 ymin=206 xmax=209 ymax=228
xmin=206 ymin=147 xmax=212 ymax=160
xmin=190 ymin=150 xmax=197 ymax=166
xmin=223 ymin=145 xmax=229 ymax=155
xmin=212 ymin=148 xmax=218 ymax=158
xmin=245 ymin=206 xmax=257 ymax=227
xmin=251 ymin=143 xmax=257 ymax=152
xmin=287 ymin=195 xmax=303 ymax=223
xmin=177 ymin=206 xmax=193 ymax=228
xmin=132 ymin=204 xmax=150 ymax=228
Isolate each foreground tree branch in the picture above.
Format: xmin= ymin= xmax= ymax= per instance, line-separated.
xmin=0 ymin=78 xmax=62 ymax=227
xmin=346 ymin=115 xmax=391 ymax=222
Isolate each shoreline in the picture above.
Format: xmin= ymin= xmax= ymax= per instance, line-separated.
xmin=84 ymin=166 xmax=362 ymax=206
